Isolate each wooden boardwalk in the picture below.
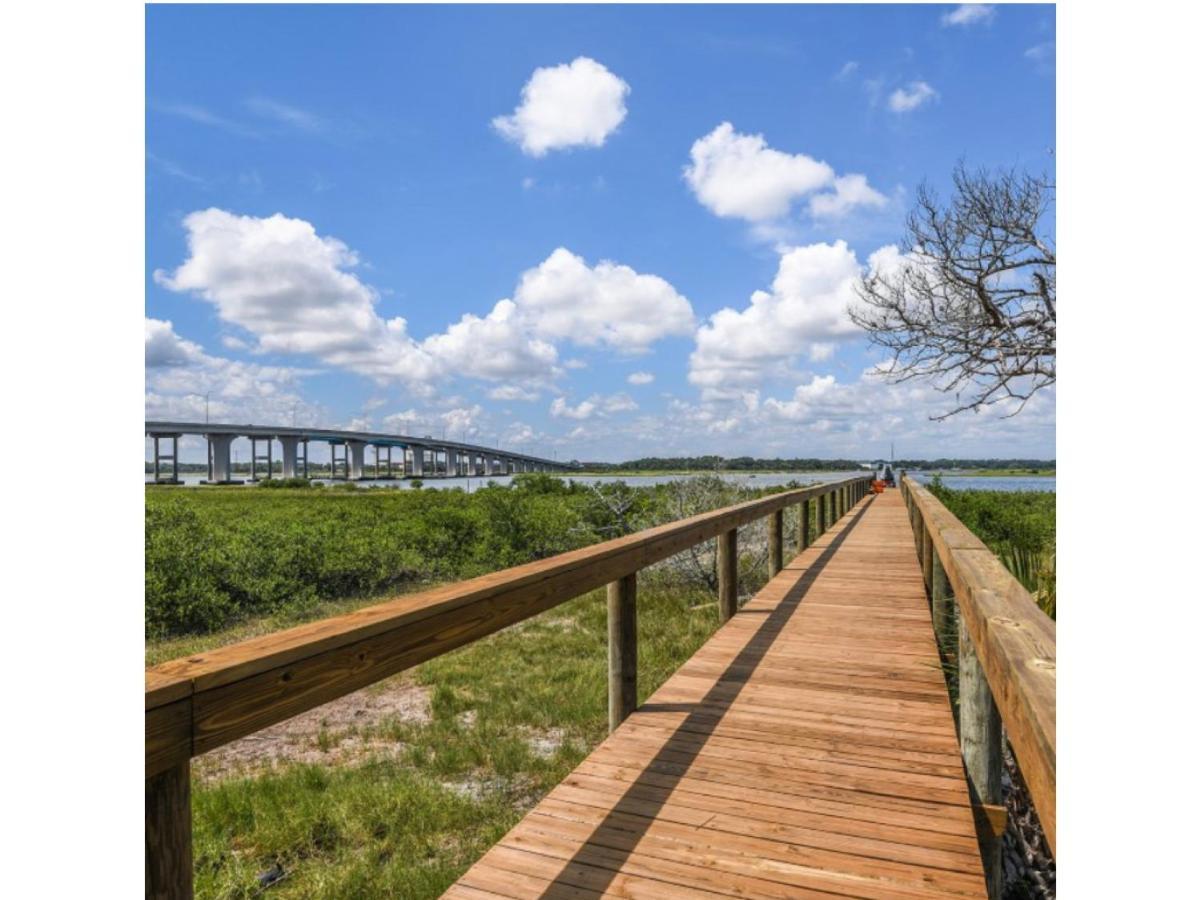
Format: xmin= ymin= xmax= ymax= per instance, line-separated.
xmin=446 ymin=490 xmax=988 ymax=899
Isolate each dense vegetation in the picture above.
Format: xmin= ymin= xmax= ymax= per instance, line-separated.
xmin=146 ymin=474 xmax=784 ymax=640
xmin=928 ymin=477 xmax=1056 ymax=618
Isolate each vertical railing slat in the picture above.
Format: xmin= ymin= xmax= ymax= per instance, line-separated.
xmin=768 ymin=509 xmax=783 ymax=577
xmin=607 ymin=573 xmax=638 ymax=732
xmin=960 ymin=614 xmax=1005 ymax=897
xmin=146 ymin=762 xmax=192 ymax=900
xmin=717 ymin=529 xmax=738 ymax=622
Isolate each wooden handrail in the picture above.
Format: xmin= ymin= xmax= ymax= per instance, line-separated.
xmin=146 ymin=475 xmax=873 ymax=778
xmin=901 ymin=475 xmax=1056 ymax=855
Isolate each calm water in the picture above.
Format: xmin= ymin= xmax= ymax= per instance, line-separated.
xmin=146 ymin=470 xmax=1054 ymax=493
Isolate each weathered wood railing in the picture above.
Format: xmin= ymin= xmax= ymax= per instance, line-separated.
xmin=900 ymin=474 xmax=1056 ymax=896
xmin=146 ymin=475 xmax=873 ymax=898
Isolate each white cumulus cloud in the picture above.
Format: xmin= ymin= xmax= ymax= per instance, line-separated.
xmin=684 ymin=122 xmax=884 ymax=223
xmin=888 ymin=81 xmax=938 ymax=113
xmin=941 ymin=5 xmax=996 ymax=27
xmin=689 ymin=240 xmax=868 ymax=389
xmin=808 ymin=174 xmax=887 ymax=218
xmin=493 ymin=57 xmax=630 ymax=157
xmin=627 ymin=371 xmax=654 ymax=385
xmin=154 ymin=211 xmax=691 ymax=399
xmin=488 ymin=384 xmax=540 ymax=402
xmin=550 ymin=396 xmax=598 ymax=420
xmin=144 ymin=317 xmax=314 ymax=424
xmin=512 ymin=247 xmax=694 ymax=352
xmin=153 ymin=208 xmax=441 ymax=385
xmin=550 ymin=392 xmax=638 ymax=420
xmin=421 ymin=299 xmax=560 ymax=382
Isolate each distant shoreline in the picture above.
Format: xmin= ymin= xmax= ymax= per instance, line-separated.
xmin=929 ymin=469 xmax=1056 ymax=478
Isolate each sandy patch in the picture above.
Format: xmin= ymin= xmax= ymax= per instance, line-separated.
xmin=525 ymin=727 xmax=567 ymax=759
xmin=192 ymin=677 xmax=432 ymax=783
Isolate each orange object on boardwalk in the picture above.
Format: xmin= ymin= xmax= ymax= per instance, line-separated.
xmin=872 ymin=479 xmax=887 ymax=493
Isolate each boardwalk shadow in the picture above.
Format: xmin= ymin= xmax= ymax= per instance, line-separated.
xmin=537 ymin=495 xmax=877 ymax=897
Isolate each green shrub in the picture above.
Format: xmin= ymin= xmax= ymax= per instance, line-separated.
xmin=257 ymin=477 xmax=313 ymax=489
xmin=927 ymin=480 xmax=1056 ymax=618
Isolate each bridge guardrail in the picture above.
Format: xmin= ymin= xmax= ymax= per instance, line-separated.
xmin=146 ymin=474 xmax=873 ymax=898
xmin=900 ymin=474 xmax=1056 ymax=866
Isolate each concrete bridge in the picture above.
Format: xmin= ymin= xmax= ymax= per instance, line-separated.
xmin=144 ymin=420 xmax=572 ymax=483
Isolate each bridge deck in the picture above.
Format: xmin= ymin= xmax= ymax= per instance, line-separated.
xmin=445 ymin=489 xmax=987 ymax=899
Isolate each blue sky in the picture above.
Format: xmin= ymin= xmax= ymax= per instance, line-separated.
xmin=146 ymin=3 xmax=1055 ymax=463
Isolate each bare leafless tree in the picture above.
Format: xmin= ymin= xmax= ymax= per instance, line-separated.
xmin=648 ymin=475 xmax=768 ymax=592
xmin=851 ymin=163 xmax=1055 ymax=419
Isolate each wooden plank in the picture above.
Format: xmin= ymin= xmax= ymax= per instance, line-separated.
xmin=446 ymin=490 xmax=987 ymax=898
xmin=146 ymin=697 xmax=191 ymax=778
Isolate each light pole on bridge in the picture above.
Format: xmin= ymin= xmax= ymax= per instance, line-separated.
xmin=189 ymin=391 xmax=211 ymax=425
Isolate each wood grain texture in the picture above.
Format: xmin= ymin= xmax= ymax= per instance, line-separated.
xmin=446 ymin=489 xmax=987 ymax=899
xmin=767 ymin=509 xmax=783 ymax=577
xmin=146 ymin=762 xmax=192 ymax=899
xmin=903 ymin=477 xmax=1056 ymax=855
xmin=607 ymin=574 xmax=637 ymax=733
xmin=717 ymin=528 xmax=738 ymax=623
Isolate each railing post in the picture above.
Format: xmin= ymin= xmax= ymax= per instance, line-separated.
xmin=607 ymin=573 xmax=637 ymax=733
xmin=768 ymin=509 xmax=783 ymax=577
xmin=817 ymin=490 xmax=827 ymax=534
xmin=146 ymin=761 xmax=192 ymax=900
xmin=717 ymin=528 xmax=738 ymax=622
xmin=931 ymin=551 xmax=954 ymax=658
xmin=960 ymin=618 xmax=1005 ymax=898
xmin=798 ymin=499 xmax=810 ymax=552
xmin=922 ymin=528 xmax=934 ymax=595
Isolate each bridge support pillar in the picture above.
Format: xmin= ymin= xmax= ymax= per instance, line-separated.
xmin=347 ymin=440 xmax=366 ymax=480
xmin=446 ymin=449 xmax=459 ymax=477
xmin=278 ymin=436 xmax=300 ymax=479
xmin=205 ymin=434 xmax=237 ymax=483
xmin=150 ymin=434 xmax=182 ymax=484
xmin=328 ymin=441 xmax=348 ymax=479
xmin=607 ymin=572 xmax=637 ymax=733
xmin=411 ymin=447 xmax=425 ymax=477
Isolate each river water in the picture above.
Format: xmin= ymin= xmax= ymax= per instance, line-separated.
xmin=147 ymin=470 xmax=1054 ymax=493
